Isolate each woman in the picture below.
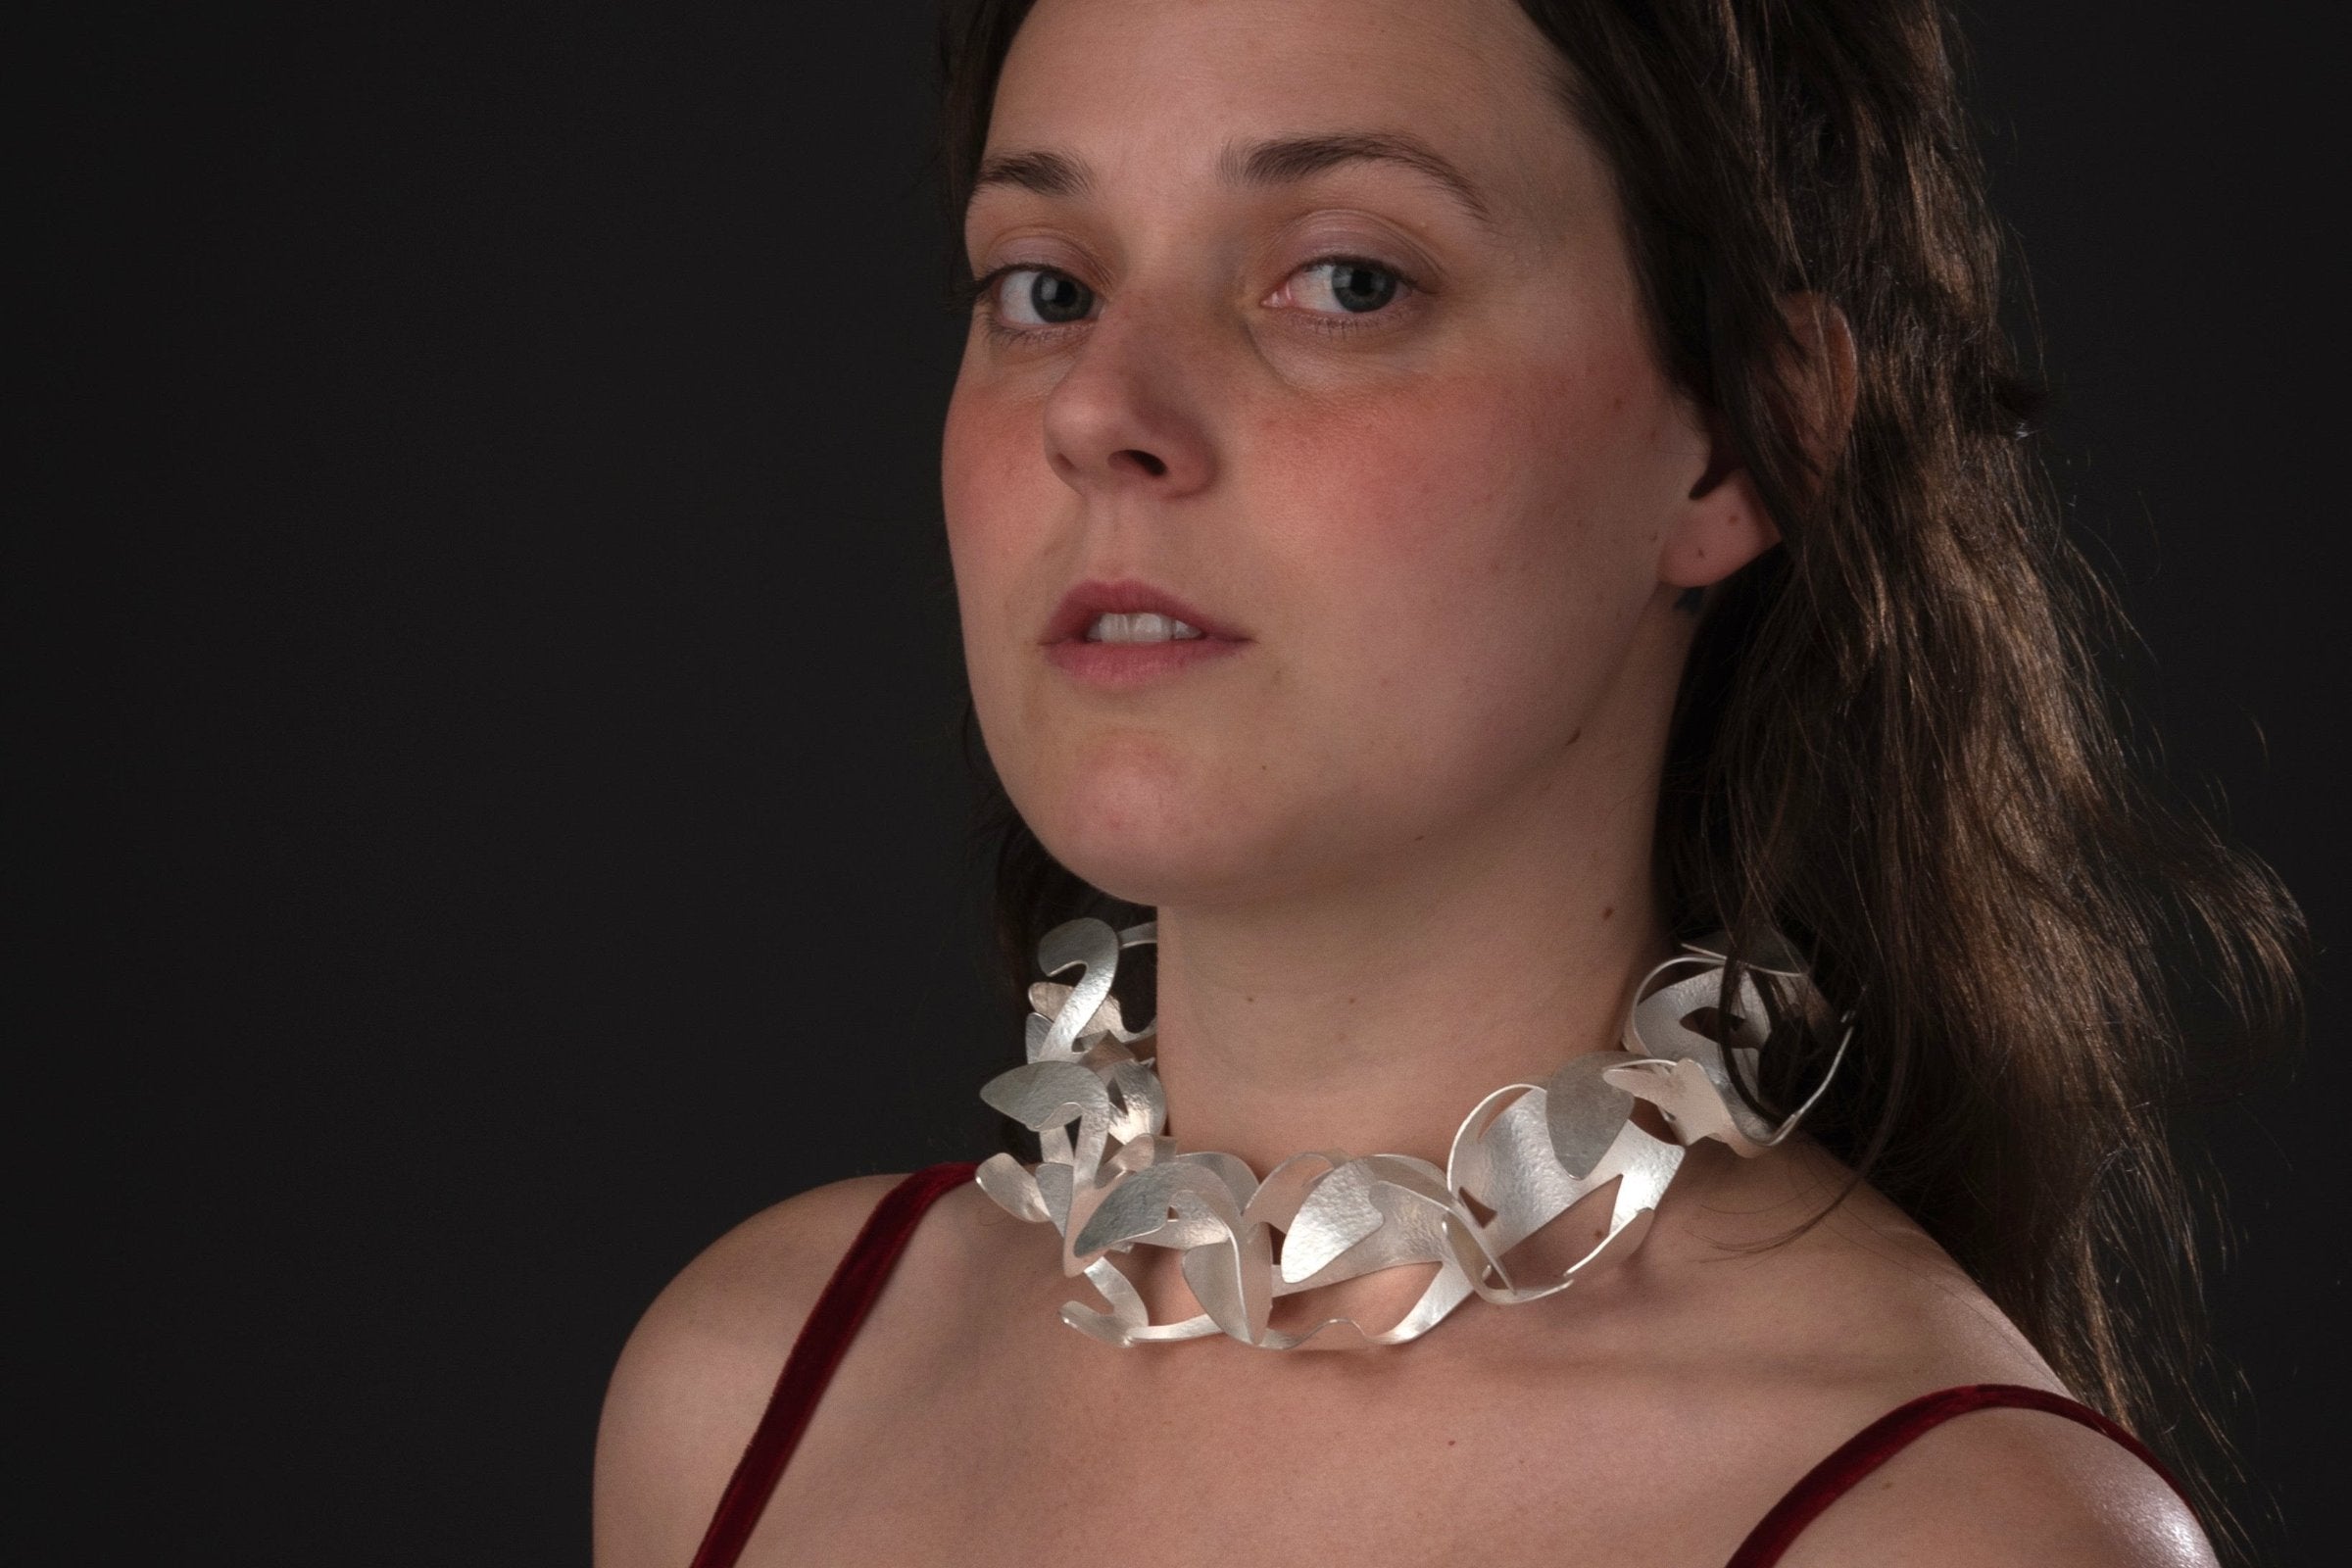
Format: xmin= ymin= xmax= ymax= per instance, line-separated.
xmin=594 ymin=0 xmax=2302 ymax=1563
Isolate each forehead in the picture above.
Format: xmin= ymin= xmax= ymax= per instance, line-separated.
xmin=982 ymin=0 xmax=1597 ymax=240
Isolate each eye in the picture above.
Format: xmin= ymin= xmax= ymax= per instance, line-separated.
xmin=993 ymin=267 xmax=1097 ymax=328
xmin=1286 ymin=258 xmax=1407 ymax=318
xmin=966 ymin=252 xmax=1421 ymax=344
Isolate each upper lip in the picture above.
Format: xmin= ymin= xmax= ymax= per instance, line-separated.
xmin=1042 ymin=578 xmax=1246 ymax=643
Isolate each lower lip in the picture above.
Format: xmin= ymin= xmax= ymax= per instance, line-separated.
xmin=1045 ymin=636 xmax=1248 ymax=689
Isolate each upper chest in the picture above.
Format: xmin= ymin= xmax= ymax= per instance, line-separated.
xmin=732 ymin=1176 xmax=2025 ymax=1568
xmin=749 ymin=1282 xmax=1877 ymax=1568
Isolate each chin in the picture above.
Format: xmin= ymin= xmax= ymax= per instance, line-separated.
xmin=1037 ymin=815 xmax=1244 ymax=911
xmin=1022 ymin=774 xmax=1277 ymax=911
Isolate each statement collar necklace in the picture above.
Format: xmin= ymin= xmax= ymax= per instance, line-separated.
xmin=974 ymin=917 xmax=1850 ymax=1351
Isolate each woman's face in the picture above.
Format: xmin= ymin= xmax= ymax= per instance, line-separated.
xmin=943 ymin=0 xmax=1735 ymax=908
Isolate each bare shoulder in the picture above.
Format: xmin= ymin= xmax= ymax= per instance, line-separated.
xmin=1672 ymin=1148 xmax=2214 ymax=1567
xmin=1771 ymin=1401 xmax=2215 ymax=1567
xmin=590 ymin=1172 xmax=909 ymax=1568
xmin=1636 ymin=1147 xmax=2215 ymax=1566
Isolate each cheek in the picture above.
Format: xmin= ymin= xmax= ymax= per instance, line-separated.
xmin=941 ymin=378 xmax=1049 ymax=652
xmin=941 ymin=377 xmax=1028 ymax=566
xmin=940 ymin=377 xmax=1058 ymax=801
xmin=1252 ymin=343 xmax=1667 ymax=712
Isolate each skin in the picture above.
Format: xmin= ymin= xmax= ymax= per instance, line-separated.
xmin=592 ymin=2 xmax=2215 ymax=1564
xmin=942 ymin=0 xmax=1746 ymax=1201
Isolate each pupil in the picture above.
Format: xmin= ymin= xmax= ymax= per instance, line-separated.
xmin=1332 ymin=263 xmax=1396 ymax=313
xmin=1030 ymin=272 xmax=1091 ymax=323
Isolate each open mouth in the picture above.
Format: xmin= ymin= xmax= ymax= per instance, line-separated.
xmin=1043 ymin=580 xmax=1248 ymax=689
xmin=1042 ymin=577 xmax=1246 ymax=646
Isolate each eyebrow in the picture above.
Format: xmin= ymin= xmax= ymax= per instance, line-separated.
xmin=967 ymin=130 xmax=1498 ymax=233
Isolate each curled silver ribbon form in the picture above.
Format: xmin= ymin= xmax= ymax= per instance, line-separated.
xmin=974 ymin=918 xmax=1852 ymax=1350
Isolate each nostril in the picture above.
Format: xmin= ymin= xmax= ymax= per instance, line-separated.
xmin=1112 ymin=449 xmax=1168 ymax=478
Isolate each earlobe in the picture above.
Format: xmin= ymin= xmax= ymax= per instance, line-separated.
xmin=1662 ymin=400 xmax=1782 ymax=590
xmin=1660 ymin=464 xmax=1781 ymax=590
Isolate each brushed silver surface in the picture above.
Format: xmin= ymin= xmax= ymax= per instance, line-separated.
xmin=975 ymin=919 xmax=1848 ymax=1348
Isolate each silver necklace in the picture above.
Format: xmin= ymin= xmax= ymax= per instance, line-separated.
xmin=974 ymin=917 xmax=1850 ymax=1349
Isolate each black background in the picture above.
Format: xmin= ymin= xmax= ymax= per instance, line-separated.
xmin=22 ymin=2 xmax=2345 ymax=1563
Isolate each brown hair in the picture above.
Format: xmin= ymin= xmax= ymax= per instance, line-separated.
xmin=933 ymin=1 xmax=2304 ymax=1554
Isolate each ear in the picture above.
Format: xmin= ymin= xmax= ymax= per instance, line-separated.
xmin=1658 ymin=292 xmax=1858 ymax=593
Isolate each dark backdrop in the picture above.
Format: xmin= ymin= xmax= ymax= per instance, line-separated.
xmin=21 ymin=3 xmax=2344 ymax=1563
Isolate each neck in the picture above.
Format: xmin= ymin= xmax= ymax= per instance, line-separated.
xmin=1146 ymin=741 xmax=1672 ymax=1178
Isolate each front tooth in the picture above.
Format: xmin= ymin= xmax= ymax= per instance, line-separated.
xmin=1085 ymin=612 xmax=1207 ymax=643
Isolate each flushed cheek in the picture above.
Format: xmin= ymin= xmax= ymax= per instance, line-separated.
xmin=942 ymin=385 xmax=1044 ymax=557
xmin=942 ymin=388 xmax=1057 ymax=663
xmin=1248 ymin=367 xmax=1662 ymax=773
xmin=1254 ymin=361 xmax=1649 ymax=626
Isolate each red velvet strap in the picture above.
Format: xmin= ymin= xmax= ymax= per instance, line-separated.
xmin=687 ymin=1160 xmax=979 ymax=1568
xmin=1723 ymin=1382 xmax=2195 ymax=1567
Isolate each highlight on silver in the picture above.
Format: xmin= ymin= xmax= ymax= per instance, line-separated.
xmin=974 ymin=917 xmax=1852 ymax=1350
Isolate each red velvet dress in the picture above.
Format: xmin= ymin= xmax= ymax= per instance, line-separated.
xmin=686 ymin=1162 xmax=2191 ymax=1568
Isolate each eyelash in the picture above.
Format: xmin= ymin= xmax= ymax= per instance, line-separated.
xmin=957 ymin=254 xmax=1425 ymax=346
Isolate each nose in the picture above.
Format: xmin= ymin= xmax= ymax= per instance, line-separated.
xmin=1038 ymin=300 xmax=1217 ymax=500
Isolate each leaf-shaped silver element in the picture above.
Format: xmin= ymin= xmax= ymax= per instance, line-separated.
xmin=1241 ymin=1152 xmax=1349 ymax=1231
xmin=979 ymin=1060 xmax=1116 ymax=1188
xmin=1449 ymin=1115 xmax=1685 ymax=1304
xmin=974 ymin=1152 xmax=1049 ymax=1223
xmin=1604 ymin=1056 xmax=1751 ymax=1150
xmin=1180 ymin=1211 xmax=1274 ymax=1342
xmin=1070 ymin=1159 xmax=1247 ymax=1258
xmin=1172 ymin=1150 xmax=1258 ymax=1206
xmin=1446 ymin=1083 xmax=1582 ymax=1255
xmin=1281 ymin=1155 xmax=1452 ymax=1285
xmin=979 ymin=1060 xmax=1105 ymax=1130
xmin=1622 ymin=959 xmax=1782 ymax=1149
xmin=1105 ymin=1060 xmax=1165 ymax=1144
xmin=1033 ymin=1159 xmax=1074 ymax=1234
xmin=1542 ymin=1052 xmax=1642 ymax=1179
